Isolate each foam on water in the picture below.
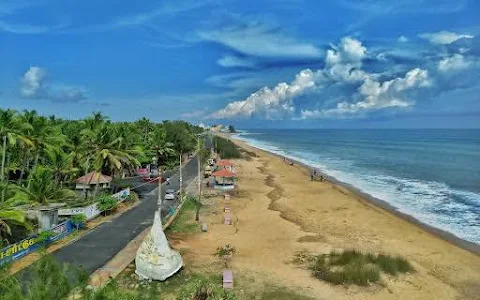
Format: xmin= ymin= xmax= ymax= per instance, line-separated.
xmin=233 ymin=132 xmax=480 ymax=244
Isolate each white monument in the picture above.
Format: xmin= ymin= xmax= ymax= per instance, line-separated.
xmin=135 ymin=210 xmax=183 ymax=280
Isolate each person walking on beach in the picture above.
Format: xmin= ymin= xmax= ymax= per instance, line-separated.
xmin=311 ymin=173 xmax=314 ymax=181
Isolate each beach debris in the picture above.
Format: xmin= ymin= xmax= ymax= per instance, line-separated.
xmin=135 ymin=211 xmax=183 ymax=281
xmin=201 ymin=223 xmax=208 ymax=232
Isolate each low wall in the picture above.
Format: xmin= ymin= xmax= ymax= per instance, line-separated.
xmin=0 ymin=220 xmax=75 ymax=266
xmin=59 ymin=188 xmax=130 ymax=220
xmin=0 ymin=188 xmax=131 ymax=266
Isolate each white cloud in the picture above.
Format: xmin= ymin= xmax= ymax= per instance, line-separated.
xmin=20 ymin=66 xmax=86 ymax=102
xmin=21 ymin=66 xmax=46 ymax=97
xmin=217 ymin=55 xmax=255 ymax=68
xmin=301 ymin=68 xmax=430 ymax=118
xmin=210 ymin=69 xmax=315 ymax=119
xmin=210 ymin=36 xmax=432 ymax=120
xmin=0 ymin=20 xmax=65 ymax=34
xmin=337 ymin=0 xmax=466 ymax=14
xmin=419 ymin=31 xmax=474 ymax=45
xmin=198 ymin=22 xmax=321 ymax=59
xmin=325 ymin=37 xmax=367 ymax=67
xmin=398 ymin=35 xmax=409 ymax=43
xmin=438 ymin=54 xmax=473 ymax=72
xmin=210 ymin=37 xmax=368 ymax=119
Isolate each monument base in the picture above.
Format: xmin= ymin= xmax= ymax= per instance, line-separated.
xmin=135 ymin=211 xmax=183 ymax=281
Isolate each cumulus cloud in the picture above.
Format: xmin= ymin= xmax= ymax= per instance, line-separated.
xmin=21 ymin=66 xmax=47 ymax=97
xmin=301 ymin=68 xmax=430 ymax=118
xmin=210 ymin=69 xmax=315 ymax=119
xmin=217 ymin=54 xmax=255 ymax=68
xmin=438 ymin=54 xmax=473 ymax=72
xmin=325 ymin=37 xmax=367 ymax=67
xmin=210 ymin=36 xmax=432 ymax=120
xmin=20 ymin=66 xmax=86 ymax=102
xmin=419 ymin=31 xmax=474 ymax=45
xmin=198 ymin=22 xmax=321 ymax=59
xmin=398 ymin=35 xmax=409 ymax=43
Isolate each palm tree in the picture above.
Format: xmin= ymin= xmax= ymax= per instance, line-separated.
xmin=44 ymin=147 xmax=76 ymax=184
xmin=150 ymin=127 xmax=176 ymax=166
xmin=12 ymin=166 xmax=76 ymax=205
xmin=82 ymin=123 xmax=139 ymax=198
xmin=0 ymin=183 xmax=31 ymax=244
xmin=135 ymin=117 xmax=154 ymax=144
xmin=0 ymin=109 xmax=33 ymax=183
xmin=26 ymin=116 xmax=66 ymax=170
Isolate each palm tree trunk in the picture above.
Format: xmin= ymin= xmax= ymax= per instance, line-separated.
xmin=1 ymin=135 xmax=6 ymax=183
xmin=93 ymin=171 xmax=100 ymax=201
xmin=18 ymin=152 xmax=27 ymax=183
xmin=83 ymin=157 xmax=90 ymax=199
xmin=27 ymin=153 xmax=41 ymax=189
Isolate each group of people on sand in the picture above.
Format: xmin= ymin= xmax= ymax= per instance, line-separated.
xmin=310 ymin=169 xmax=325 ymax=182
xmin=282 ymin=156 xmax=325 ymax=182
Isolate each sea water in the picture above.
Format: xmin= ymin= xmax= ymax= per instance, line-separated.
xmin=234 ymin=129 xmax=480 ymax=245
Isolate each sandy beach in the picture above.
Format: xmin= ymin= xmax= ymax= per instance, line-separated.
xmin=170 ymin=137 xmax=480 ymax=300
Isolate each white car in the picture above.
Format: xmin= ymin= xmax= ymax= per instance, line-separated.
xmin=164 ymin=189 xmax=177 ymax=201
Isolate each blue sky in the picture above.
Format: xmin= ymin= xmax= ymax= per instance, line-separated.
xmin=1 ymin=0 xmax=479 ymax=128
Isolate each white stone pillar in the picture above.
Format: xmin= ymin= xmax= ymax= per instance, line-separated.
xmin=135 ymin=211 xmax=183 ymax=281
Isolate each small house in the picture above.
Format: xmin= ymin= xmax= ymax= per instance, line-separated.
xmin=75 ymin=171 xmax=112 ymax=196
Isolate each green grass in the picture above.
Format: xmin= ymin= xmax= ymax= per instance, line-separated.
xmin=166 ymin=196 xmax=200 ymax=233
xmin=295 ymin=250 xmax=413 ymax=286
xmin=213 ymin=136 xmax=242 ymax=159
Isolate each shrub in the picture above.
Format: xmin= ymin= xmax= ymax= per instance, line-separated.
xmin=0 ymin=255 xmax=88 ymax=300
xmin=96 ymin=193 xmax=118 ymax=215
xmin=214 ymin=244 xmax=236 ymax=268
xmin=212 ymin=136 xmax=241 ymax=159
xmin=298 ymin=250 xmax=413 ymax=286
xmin=70 ymin=214 xmax=87 ymax=230
xmin=36 ymin=231 xmax=53 ymax=244
xmin=126 ymin=192 xmax=138 ymax=202
xmin=177 ymin=275 xmax=236 ymax=300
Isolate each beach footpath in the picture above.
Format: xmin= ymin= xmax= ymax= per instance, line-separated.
xmin=167 ymin=137 xmax=480 ymax=300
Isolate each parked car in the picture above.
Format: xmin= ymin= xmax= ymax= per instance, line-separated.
xmin=143 ymin=176 xmax=166 ymax=183
xmin=164 ymin=189 xmax=178 ymax=201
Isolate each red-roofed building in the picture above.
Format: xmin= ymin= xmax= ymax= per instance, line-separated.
xmin=216 ymin=159 xmax=235 ymax=172
xmin=211 ymin=169 xmax=236 ymax=177
xmin=211 ymin=168 xmax=236 ymax=190
xmin=75 ymin=171 xmax=112 ymax=192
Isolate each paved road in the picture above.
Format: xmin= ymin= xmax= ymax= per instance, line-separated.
xmin=48 ymin=157 xmax=199 ymax=274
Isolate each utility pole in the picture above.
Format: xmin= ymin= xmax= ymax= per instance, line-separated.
xmin=196 ymin=136 xmax=201 ymax=222
xmin=179 ymin=153 xmax=183 ymax=199
xmin=158 ymin=166 xmax=162 ymax=211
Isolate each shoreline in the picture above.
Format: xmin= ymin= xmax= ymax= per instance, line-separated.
xmin=228 ymin=134 xmax=480 ymax=256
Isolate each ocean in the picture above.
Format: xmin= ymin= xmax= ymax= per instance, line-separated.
xmin=233 ymin=129 xmax=480 ymax=245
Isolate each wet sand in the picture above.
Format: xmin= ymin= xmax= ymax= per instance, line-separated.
xmin=171 ymin=137 xmax=480 ymax=300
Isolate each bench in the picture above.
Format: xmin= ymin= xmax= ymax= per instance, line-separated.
xmin=223 ymin=270 xmax=233 ymax=289
xmin=224 ymin=194 xmax=231 ymax=200
xmin=224 ymin=205 xmax=231 ymax=213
